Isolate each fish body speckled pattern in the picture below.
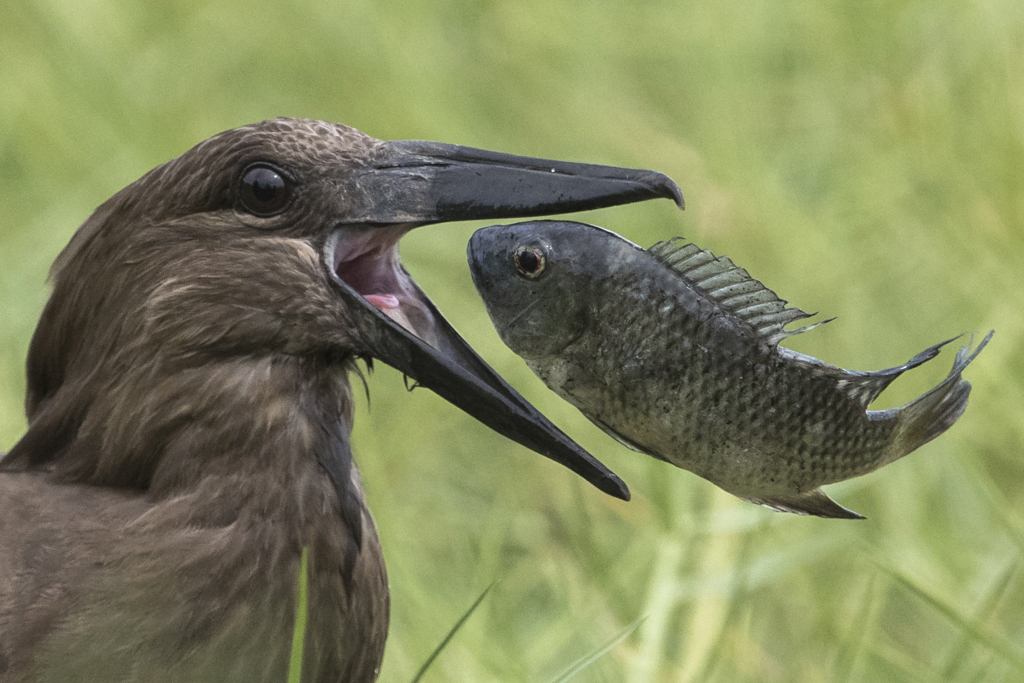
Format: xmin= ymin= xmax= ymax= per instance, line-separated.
xmin=468 ymin=220 xmax=992 ymax=519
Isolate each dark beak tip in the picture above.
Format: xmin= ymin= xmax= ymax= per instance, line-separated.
xmin=635 ymin=169 xmax=683 ymax=209
xmin=657 ymin=175 xmax=685 ymax=209
xmin=604 ymin=475 xmax=631 ymax=501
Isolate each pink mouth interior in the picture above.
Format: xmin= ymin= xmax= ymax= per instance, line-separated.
xmin=330 ymin=227 xmax=439 ymax=345
xmin=364 ymin=294 xmax=401 ymax=310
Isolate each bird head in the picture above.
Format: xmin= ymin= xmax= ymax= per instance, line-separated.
xmin=12 ymin=118 xmax=682 ymax=500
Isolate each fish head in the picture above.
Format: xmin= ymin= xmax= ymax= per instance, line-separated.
xmin=468 ymin=220 xmax=641 ymax=360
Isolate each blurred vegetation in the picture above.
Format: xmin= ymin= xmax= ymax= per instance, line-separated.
xmin=2 ymin=0 xmax=1022 ymax=681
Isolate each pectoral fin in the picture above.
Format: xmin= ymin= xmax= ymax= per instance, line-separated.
xmin=742 ymin=489 xmax=865 ymax=520
xmin=591 ymin=417 xmax=676 ymax=464
xmin=593 ymin=418 xmax=648 ymax=453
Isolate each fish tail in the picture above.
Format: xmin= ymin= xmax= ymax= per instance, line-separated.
xmin=889 ymin=331 xmax=993 ymax=460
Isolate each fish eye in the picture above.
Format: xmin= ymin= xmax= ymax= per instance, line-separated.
xmin=239 ymin=164 xmax=291 ymax=216
xmin=513 ymin=245 xmax=546 ymax=278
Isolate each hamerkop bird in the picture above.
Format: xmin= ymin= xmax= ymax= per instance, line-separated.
xmin=0 ymin=118 xmax=682 ymax=682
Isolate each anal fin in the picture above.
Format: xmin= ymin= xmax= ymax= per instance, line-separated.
xmin=742 ymin=488 xmax=865 ymax=520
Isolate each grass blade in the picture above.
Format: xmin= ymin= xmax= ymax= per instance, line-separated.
xmin=961 ymin=456 xmax=1024 ymax=555
xmin=547 ymin=614 xmax=647 ymax=683
xmin=866 ymin=641 xmax=944 ymax=683
xmin=688 ymin=526 xmax=758 ymax=682
xmin=410 ymin=582 xmax=493 ymax=683
xmin=832 ymin=575 xmax=879 ymax=683
xmin=287 ymin=547 xmax=310 ymax=683
xmin=940 ymin=558 xmax=1017 ymax=679
xmin=873 ymin=561 xmax=1024 ymax=670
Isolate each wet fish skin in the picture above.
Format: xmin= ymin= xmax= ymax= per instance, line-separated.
xmin=468 ymin=220 xmax=992 ymax=519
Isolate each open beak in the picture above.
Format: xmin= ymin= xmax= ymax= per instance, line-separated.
xmin=327 ymin=141 xmax=683 ymax=501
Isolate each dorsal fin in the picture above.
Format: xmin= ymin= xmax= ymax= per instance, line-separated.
xmin=648 ymin=237 xmax=827 ymax=346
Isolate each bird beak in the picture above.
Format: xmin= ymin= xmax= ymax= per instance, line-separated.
xmin=328 ymin=141 xmax=683 ymax=501
xmin=346 ymin=140 xmax=684 ymax=223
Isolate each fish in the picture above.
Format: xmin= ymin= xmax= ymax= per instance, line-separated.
xmin=467 ymin=220 xmax=993 ymax=519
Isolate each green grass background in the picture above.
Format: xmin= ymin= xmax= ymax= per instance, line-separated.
xmin=2 ymin=0 xmax=1022 ymax=680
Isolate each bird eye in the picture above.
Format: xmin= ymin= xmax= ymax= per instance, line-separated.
xmin=239 ymin=164 xmax=291 ymax=215
xmin=514 ymin=246 xmax=546 ymax=278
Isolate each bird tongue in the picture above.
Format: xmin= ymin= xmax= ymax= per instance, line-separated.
xmin=365 ymin=294 xmax=400 ymax=310
xmin=366 ymin=294 xmax=423 ymax=341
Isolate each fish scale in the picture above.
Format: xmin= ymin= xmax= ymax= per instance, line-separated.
xmin=469 ymin=220 xmax=993 ymax=519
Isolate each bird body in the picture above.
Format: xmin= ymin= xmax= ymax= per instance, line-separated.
xmin=2 ymin=349 xmax=388 ymax=682
xmin=468 ymin=220 xmax=991 ymax=519
xmin=0 ymin=120 xmax=680 ymax=680
xmin=0 ymin=411 xmax=387 ymax=683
